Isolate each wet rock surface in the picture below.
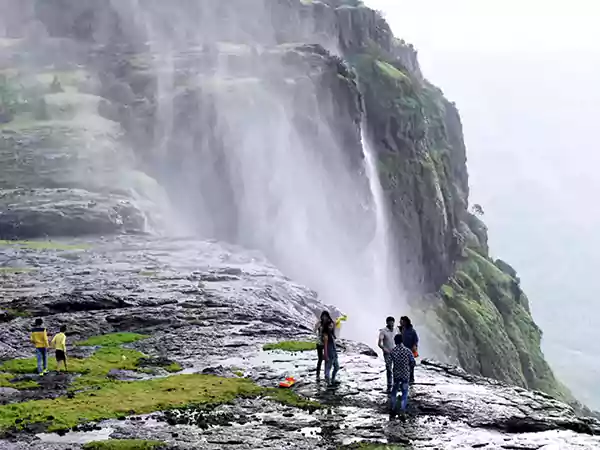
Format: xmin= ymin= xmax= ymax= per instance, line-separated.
xmin=0 ymin=237 xmax=598 ymax=449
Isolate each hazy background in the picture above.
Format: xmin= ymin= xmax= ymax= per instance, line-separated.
xmin=366 ymin=0 xmax=600 ymax=409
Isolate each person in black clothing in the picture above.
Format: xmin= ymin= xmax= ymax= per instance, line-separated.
xmin=399 ymin=316 xmax=419 ymax=383
xmin=313 ymin=311 xmax=328 ymax=379
xmin=319 ymin=311 xmax=339 ymax=386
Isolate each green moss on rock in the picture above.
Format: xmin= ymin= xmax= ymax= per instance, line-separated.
xmin=0 ymin=374 xmax=39 ymax=390
xmin=77 ymin=332 xmax=149 ymax=347
xmin=437 ymin=248 xmax=569 ymax=400
xmin=82 ymin=441 xmax=165 ymax=450
xmin=0 ymin=374 xmax=263 ymax=432
xmin=263 ymin=341 xmax=316 ymax=352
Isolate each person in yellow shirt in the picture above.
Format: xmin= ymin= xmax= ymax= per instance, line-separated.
xmin=51 ymin=325 xmax=68 ymax=372
xmin=30 ymin=318 xmax=49 ymax=375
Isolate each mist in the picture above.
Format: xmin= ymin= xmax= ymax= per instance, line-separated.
xmin=367 ymin=0 xmax=600 ymax=409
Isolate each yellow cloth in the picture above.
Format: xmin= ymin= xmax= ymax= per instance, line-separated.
xmin=30 ymin=328 xmax=49 ymax=348
xmin=51 ymin=332 xmax=67 ymax=352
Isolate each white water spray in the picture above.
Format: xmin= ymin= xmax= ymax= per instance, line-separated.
xmin=361 ymin=128 xmax=399 ymax=313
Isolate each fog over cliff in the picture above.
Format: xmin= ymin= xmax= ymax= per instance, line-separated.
xmin=368 ymin=0 xmax=600 ymax=409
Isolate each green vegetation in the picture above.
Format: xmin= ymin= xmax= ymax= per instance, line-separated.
xmin=0 ymin=240 xmax=90 ymax=251
xmin=0 ymin=374 xmax=263 ymax=432
xmin=263 ymin=340 xmax=316 ymax=352
xmin=0 ymin=332 xmax=321 ymax=432
xmin=438 ymin=248 xmax=569 ymax=399
xmin=0 ymin=374 xmax=39 ymax=390
xmin=164 ymin=362 xmax=183 ymax=373
xmin=4 ymin=308 xmax=31 ymax=318
xmin=77 ymin=333 xmax=150 ymax=347
xmin=375 ymin=60 xmax=409 ymax=81
xmin=83 ymin=441 xmax=166 ymax=450
xmin=0 ymin=346 xmax=145 ymax=391
xmin=0 ymin=371 xmax=320 ymax=432
xmin=265 ymin=388 xmax=322 ymax=411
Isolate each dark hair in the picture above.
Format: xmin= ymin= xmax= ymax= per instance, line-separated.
xmin=400 ymin=316 xmax=412 ymax=328
xmin=60 ymin=325 xmax=67 ymax=333
xmin=394 ymin=334 xmax=403 ymax=346
xmin=321 ymin=311 xmax=332 ymax=322
xmin=34 ymin=318 xmax=43 ymax=326
xmin=320 ymin=311 xmax=335 ymax=339
xmin=386 ymin=316 xmax=395 ymax=323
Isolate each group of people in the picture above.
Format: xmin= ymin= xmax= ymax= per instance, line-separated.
xmin=30 ymin=318 xmax=68 ymax=374
xmin=378 ymin=316 xmax=418 ymax=418
xmin=313 ymin=311 xmax=419 ymax=418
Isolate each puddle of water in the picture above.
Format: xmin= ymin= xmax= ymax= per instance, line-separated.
xmin=36 ymin=427 xmax=114 ymax=444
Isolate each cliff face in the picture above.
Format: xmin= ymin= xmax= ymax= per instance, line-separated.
xmin=0 ymin=0 xmax=565 ymax=402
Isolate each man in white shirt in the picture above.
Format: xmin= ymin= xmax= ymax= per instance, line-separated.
xmin=378 ymin=316 xmax=398 ymax=393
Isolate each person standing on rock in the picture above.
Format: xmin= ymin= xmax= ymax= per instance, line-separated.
xmin=30 ymin=318 xmax=49 ymax=375
xmin=313 ymin=312 xmax=326 ymax=379
xmin=389 ymin=334 xmax=416 ymax=418
xmin=378 ymin=316 xmax=397 ymax=393
xmin=321 ymin=311 xmax=339 ymax=386
xmin=399 ymin=316 xmax=419 ymax=384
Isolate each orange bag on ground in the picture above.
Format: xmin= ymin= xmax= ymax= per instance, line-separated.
xmin=279 ymin=377 xmax=297 ymax=388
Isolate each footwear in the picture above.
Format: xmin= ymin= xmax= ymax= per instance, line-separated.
xmin=389 ymin=412 xmax=397 ymax=420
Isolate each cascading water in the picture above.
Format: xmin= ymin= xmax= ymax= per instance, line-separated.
xmin=361 ymin=128 xmax=400 ymax=315
xmin=107 ymin=0 xmax=406 ymax=344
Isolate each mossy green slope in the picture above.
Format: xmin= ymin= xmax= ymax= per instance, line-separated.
xmin=437 ymin=248 xmax=568 ymax=399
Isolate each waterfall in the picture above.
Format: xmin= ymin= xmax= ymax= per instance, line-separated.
xmin=361 ymin=128 xmax=398 ymax=316
xmin=105 ymin=0 xmax=405 ymax=345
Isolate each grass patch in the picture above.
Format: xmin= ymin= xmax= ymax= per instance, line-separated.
xmin=82 ymin=440 xmax=166 ymax=450
xmin=0 ymin=374 xmax=263 ymax=432
xmin=0 ymin=347 xmax=145 ymax=392
xmin=0 ymin=332 xmax=322 ymax=432
xmin=164 ymin=362 xmax=182 ymax=373
xmin=265 ymin=388 xmax=322 ymax=411
xmin=0 ymin=240 xmax=90 ymax=251
xmin=77 ymin=333 xmax=150 ymax=347
xmin=263 ymin=341 xmax=316 ymax=352
xmin=0 ymin=374 xmax=39 ymax=390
